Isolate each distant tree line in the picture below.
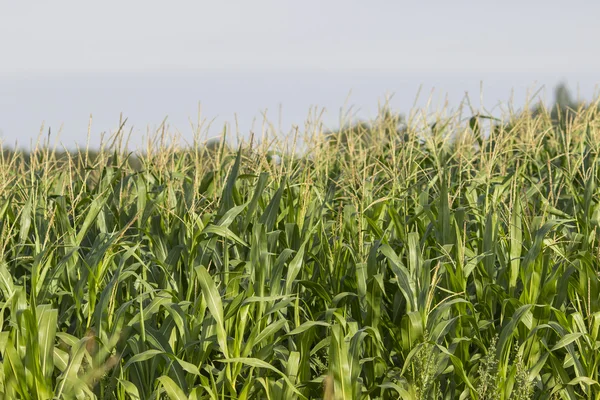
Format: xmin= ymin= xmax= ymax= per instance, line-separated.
xmin=1 ymin=83 xmax=596 ymax=162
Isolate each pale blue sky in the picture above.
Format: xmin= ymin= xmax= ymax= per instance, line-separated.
xmin=1 ymin=0 xmax=599 ymax=148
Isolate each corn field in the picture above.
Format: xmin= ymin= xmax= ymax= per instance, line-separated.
xmin=1 ymin=103 xmax=600 ymax=399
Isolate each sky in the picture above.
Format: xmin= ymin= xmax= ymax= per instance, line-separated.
xmin=1 ymin=0 xmax=599 ymax=149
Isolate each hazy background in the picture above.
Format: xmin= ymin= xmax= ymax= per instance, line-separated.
xmin=1 ymin=0 xmax=599 ymax=149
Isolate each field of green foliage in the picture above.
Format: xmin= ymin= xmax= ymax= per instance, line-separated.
xmin=1 ymin=99 xmax=600 ymax=399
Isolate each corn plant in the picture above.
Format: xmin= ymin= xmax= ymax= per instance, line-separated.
xmin=0 ymin=100 xmax=599 ymax=399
